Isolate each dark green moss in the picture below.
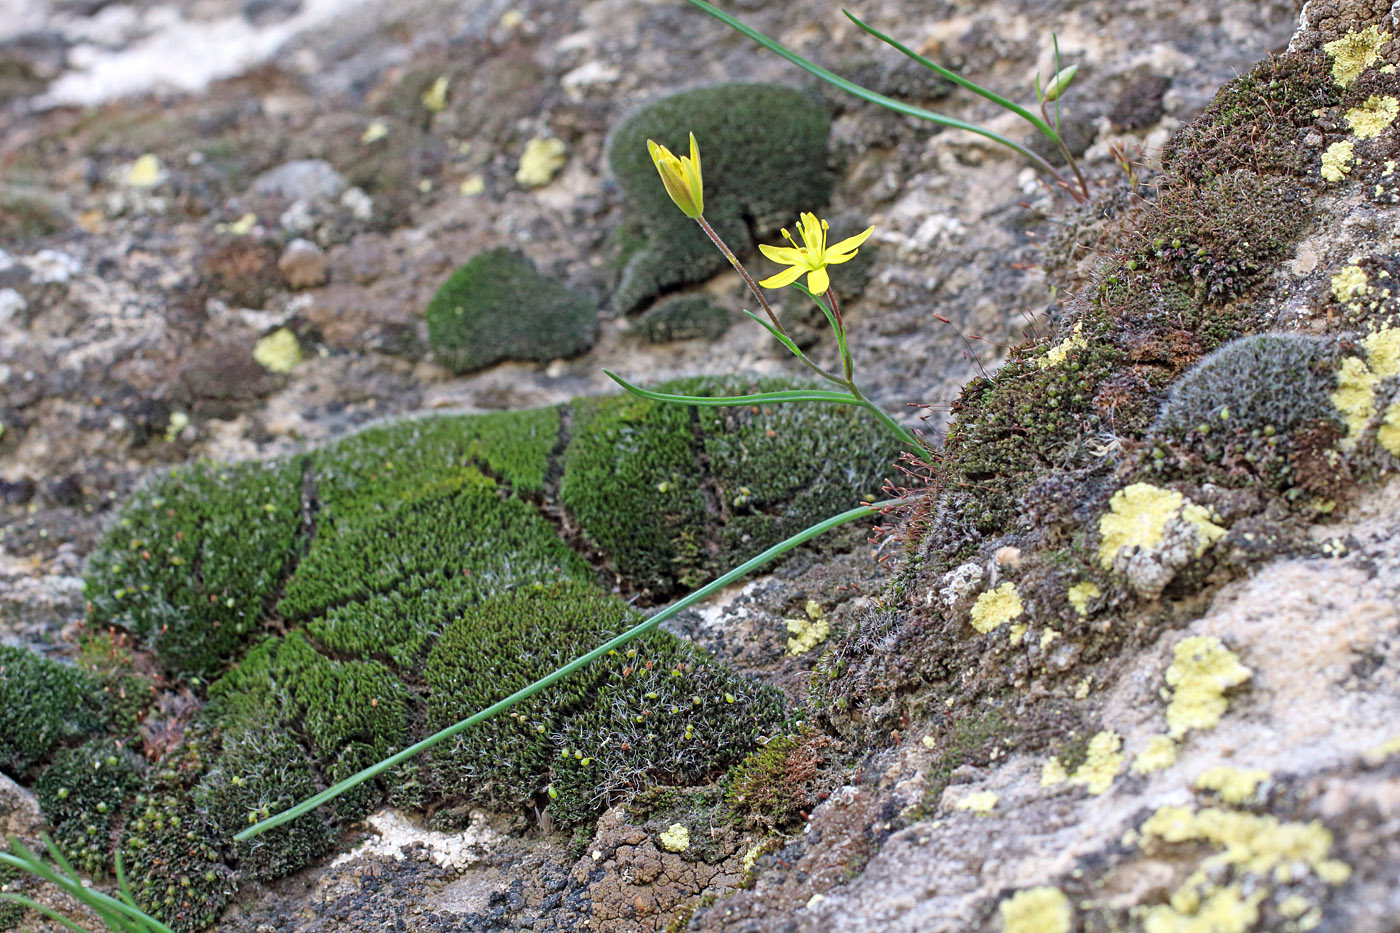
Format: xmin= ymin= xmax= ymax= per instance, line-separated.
xmin=548 ymin=631 xmax=788 ymax=827
xmin=562 ymin=377 xmax=901 ymax=595
xmin=83 ymin=457 xmax=307 ymax=683
xmin=1131 ymin=170 xmax=1313 ymax=304
xmin=278 ymin=467 xmax=590 ymax=621
xmin=193 ymin=728 xmax=336 ymax=883
xmin=698 ymin=379 xmax=904 ymax=568
xmin=607 ymin=83 xmax=833 ymax=313
xmin=423 ymin=581 xmax=786 ymax=827
xmin=119 ymin=746 xmax=236 ymax=932
xmin=424 ymin=581 xmax=625 ymax=811
xmin=637 ymin=295 xmax=731 ymax=344
xmin=314 ymin=407 xmax=560 ymax=506
xmin=425 ymin=248 xmax=597 ymax=374
xmin=208 ymin=631 xmax=410 ymax=760
xmin=0 ymin=645 xmax=109 ymax=777
xmin=723 ymin=731 xmax=822 ymax=830
xmin=561 ymin=385 xmax=712 ymax=594
xmin=0 ymin=861 xmax=25 ymax=930
xmin=35 ymin=739 xmax=144 ymax=876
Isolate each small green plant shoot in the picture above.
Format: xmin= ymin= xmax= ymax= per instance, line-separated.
xmin=1 ymin=836 xmax=173 ymax=933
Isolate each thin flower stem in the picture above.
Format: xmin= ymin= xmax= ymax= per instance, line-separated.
xmin=824 ymin=286 xmax=852 ymax=381
xmin=1039 ymin=99 xmax=1090 ymax=201
xmin=695 ymin=216 xmax=779 ymax=330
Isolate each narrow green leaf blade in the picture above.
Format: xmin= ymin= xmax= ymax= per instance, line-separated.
xmin=741 ymin=309 xmax=803 ymax=358
xmin=682 ymin=0 xmax=1033 ymax=151
xmin=603 ymin=370 xmax=855 ymax=407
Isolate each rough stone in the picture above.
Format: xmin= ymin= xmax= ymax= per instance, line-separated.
xmin=277 ymin=238 xmax=328 ymax=289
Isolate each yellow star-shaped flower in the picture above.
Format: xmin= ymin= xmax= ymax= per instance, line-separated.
xmin=758 ymin=213 xmax=874 ymax=294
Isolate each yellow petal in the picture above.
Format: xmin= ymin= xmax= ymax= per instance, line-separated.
xmin=759 ymin=265 xmax=805 ymax=289
xmin=825 ymin=225 xmax=874 ymax=256
xmin=799 ymin=213 xmax=824 ymax=251
xmin=647 ymin=138 xmax=668 ymax=169
xmin=806 ymin=266 xmax=830 ymax=293
xmin=759 ymin=242 xmax=804 ymax=264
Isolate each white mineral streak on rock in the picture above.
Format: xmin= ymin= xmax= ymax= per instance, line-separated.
xmin=330 ymin=808 xmax=503 ymax=871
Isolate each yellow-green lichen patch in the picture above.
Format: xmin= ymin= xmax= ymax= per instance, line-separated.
xmin=786 ymin=600 xmax=830 ymax=655
xmin=1040 ymin=629 xmax=1060 ymax=650
xmin=421 ymin=75 xmax=449 ymax=113
xmin=1067 ymin=581 xmax=1100 ymax=617
xmin=361 ymin=121 xmax=389 ymax=144
xmin=1009 ymin=623 xmax=1028 ymax=646
xmin=1073 ymin=676 xmax=1093 ymax=700
xmin=1365 ymin=325 xmax=1400 ymax=377
xmin=999 ymin=886 xmax=1072 ymax=933
xmin=1041 ymin=756 xmax=1068 ymax=787
xmin=1142 ymin=884 xmax=1264 ymax=933
xmin=1332 ymin=355 xmax=1378 ymax=447
xmin=1324 ymin=25 xmax=1391 ymax=88
xmin=253 ymin=328 xmax=303 ymax=373
xmin=970 ymin=582 xmax=1023 ymax=634
xmin=1346 ymin=95 xmax=1400 ymax=137
xmin=125 ymin=153 xmax=164 ymax=188
xmin=1164 ymin=636 xmax=1252 ymax=740
xmin=1132 ymin=735 xmax=1179 ymax=775
xmin=954 ymin=790 xmax=998 ymax=813
xmin=1194 ymin=766 xmax=1270 ymax=804
xmin=1037 ymin=321 xmax=1087 ymax=370
xmin=516 ymin=137 xmax=567 ymax=187
xmin=659 ymin=823 xmax=690 ymax=852
xmin=1070 ymin=730 xmax=1123 ymax=795
xmin=1331 ymin=263 xmax=1370 ymax=303
xmin=1180 ymin=503 xmax=1227 ymax=556
xmin=1097 ymin=484 xmax=1225 ymax=571
xmin=1138 ymin=804 xmax=1352 ymax=928
xmin=1321 ymin=140 xmax=1356 ymax=182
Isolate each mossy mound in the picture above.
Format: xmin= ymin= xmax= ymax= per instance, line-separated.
xmin=561 ymin=377 xmax=902 ymax=595
xmin=425 ymin=247 xmax=598 ymax=374
xmin=1161 ymin=51 xmax=1340 ymax=185
xmin=0 ymin=644 xmax=113 ymax=777
xmin=607 ymin=83 xmax=833 ymax=313
xmin=82 ymin=457 xmax=308 ymax=683
xmin=637 ymin=294 xmax=731 ymax=343
xmin=425 ymin=581 xmax=787 ymax=825
xmin=35 ymin=739 xmax=145 ymax=876
xmin=1152 ymin=334 xmax=1343 ymax=489
xmin=54 ymin=380 xmax=901 ymax=926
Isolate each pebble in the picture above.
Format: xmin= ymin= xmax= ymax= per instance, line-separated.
xmin=278 ymin=238 xmax=328 ymax=289
xmin=26 ymin=249 xmax=81 ymax=285
xmin=252 ymin=159 xmax=346 ymax=201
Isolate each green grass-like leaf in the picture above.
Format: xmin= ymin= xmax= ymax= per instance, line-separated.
xmin=0 ymin=837 xmax=173 ymax=933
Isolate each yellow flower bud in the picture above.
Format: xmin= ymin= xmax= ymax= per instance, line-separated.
xmin=646 ymin=132 xmax=704 ymax=218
